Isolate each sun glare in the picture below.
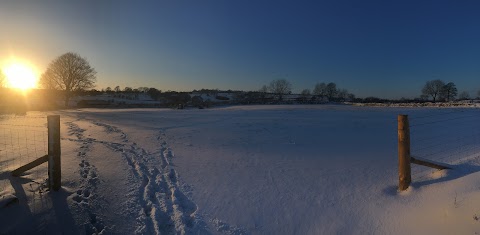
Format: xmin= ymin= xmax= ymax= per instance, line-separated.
xmin=3 ymin=63 xmax=38 ymax=90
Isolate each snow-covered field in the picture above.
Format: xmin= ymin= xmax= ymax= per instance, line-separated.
xmin=1 ymin=105 xmax=480 ymax=234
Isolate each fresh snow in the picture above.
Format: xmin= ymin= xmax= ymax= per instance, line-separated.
xmin=1 ymin=105 xmax=480 ymax=234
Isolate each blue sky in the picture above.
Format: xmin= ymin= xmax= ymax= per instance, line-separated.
xmin=1 ymin=0 xmax=479 ymax=98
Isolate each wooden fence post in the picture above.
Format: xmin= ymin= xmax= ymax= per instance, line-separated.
xmin=398 ymin=114 xmax=411 ymax=191
xmin=48 ymin=115 xmax=61 ymax=191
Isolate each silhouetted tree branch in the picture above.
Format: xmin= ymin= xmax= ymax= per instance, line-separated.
xmin=440 ymin=82 xmax=457 ymax=102
xmin=268 ymin=79 xmax=292 ymax=101
xmin=421 ymin=79 xmax=444 ymax=102
xmin=40 ymin=52 xmax=96 ymax=107
xmin=313 ymin=82 xmax=327 ymax=98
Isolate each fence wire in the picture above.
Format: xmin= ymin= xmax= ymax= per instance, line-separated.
xmin=0 ymin=114 xmax=48 ymax=194
xmin=409 ymin=108 xmax=480 ymax=177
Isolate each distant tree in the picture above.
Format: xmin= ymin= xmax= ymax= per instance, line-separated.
xmin=259 ymin=85 xmax=268 ymax=93
xmin=301 ymin=89 xmax=311 ymax=96
xmin=114 ymin=86 xmax=121 ymax=93
xmin=138 ymin=87 xmax=149 ymax=93
xmin=440 ymin=82 xmax=457 ymax=101
xmin=458 ymin=91 xmax=470 ymax=100
xmin=124 ymin=87 xmax=133 ymax=93
xmin=313 ymin=82 xmax=327 ymax=98
xmin=299 ymin=89 xmax=311 ymax=102
xmin=421 ymin=79 xmax=445 ymax=102
xmin=337 ymin=88 xmax=348 ymax=101
xmin=40 ymin=52 xmax=96 ymax=107
xmin=87 ymin=89 xmax=100 ymax=96
xmin=268 ymin=79 xmax=292 ymax=101
xmin=105 ymin=87 xmax=112 ymax=93
xmin=147 ymin=87 xmax=161 ymax=100
xmin=326 ymin=82 xmax=337 ymax=100
xmin=258 ymin=85 xmax=269 ymax=102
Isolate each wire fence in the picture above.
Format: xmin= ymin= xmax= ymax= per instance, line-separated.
xmin=0 ymin=114 xmax=48 ymax=194
xmin=409 ymin=108 xmax=480 ymax=177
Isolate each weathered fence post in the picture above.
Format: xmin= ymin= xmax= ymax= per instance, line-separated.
xmin=48 ymin=115 xmax=61 ymax=191
xmin=398 ymin=114 xmax=411 ymax=191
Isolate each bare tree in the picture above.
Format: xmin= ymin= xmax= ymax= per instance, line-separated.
xmin=40 ymin=52 xmax=96 ymax=106
xmin=326 ymin=82 xmax=337 ymax=100
xmin=268 ymin=79 xmax=292 ymax=101
xmin=440 ymin=82 xmax=457 ymax=101
xmin=313 ymin=82 xmax=327 ymax=98
xmin=421 ymin=79 xmax=445 ymax=102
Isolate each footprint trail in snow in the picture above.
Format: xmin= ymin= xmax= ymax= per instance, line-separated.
xmin=66 ymin=119 xmax=204 ymax=234
xmin=65 ymin=121 xmax=107 ymax=234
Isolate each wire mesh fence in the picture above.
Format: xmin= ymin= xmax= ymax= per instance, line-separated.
xmin=409 ymin=108 xmax=480 ymax=177
xmin=0 ymin=114 xmax=48 ymax=194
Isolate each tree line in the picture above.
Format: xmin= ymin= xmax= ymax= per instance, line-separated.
xmin=35 ymin=52 xmax=359 ymax=106
xmin=421 ymin=79 xmax=473 ymax=102
xmin=259 ymin=79 xmax=355 ymax=102
xmin=6 ymin=52 xmax=477 ymax=107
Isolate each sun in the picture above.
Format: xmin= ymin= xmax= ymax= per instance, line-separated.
xmin=3 ymin=63 xmax=38 ymax=90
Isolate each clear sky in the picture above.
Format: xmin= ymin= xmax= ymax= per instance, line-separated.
xmin=1 ymin=0 xmax=479 ymax=98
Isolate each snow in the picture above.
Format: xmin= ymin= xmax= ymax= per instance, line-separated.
xmin=1 ymin=105 xmax=480 ymax=234
xmin=352 ymin=101 xmax=480 ymax=108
